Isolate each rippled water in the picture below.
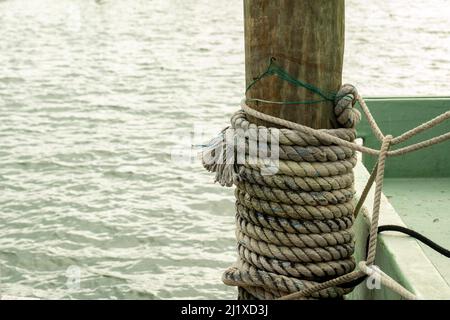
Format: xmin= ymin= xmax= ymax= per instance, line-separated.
xmin=0 ymin=0 xmax=449 ymax=299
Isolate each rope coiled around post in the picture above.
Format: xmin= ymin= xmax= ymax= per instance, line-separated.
xmin=201 ymin=82 xmax=450 ymax=300
xmin=202 ymin=84 xmax=361 ymax=299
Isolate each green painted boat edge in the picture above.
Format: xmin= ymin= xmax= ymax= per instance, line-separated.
xmin=356 ymin=97 xmax=450 ymax=178
xmin=347 ymin=158 xmax=450 ymax=300
xmin=349 ymin=96 xmax=450 ymax=299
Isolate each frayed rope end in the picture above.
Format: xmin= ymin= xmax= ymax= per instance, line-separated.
xmin=200 ymin=127 xmax=239 ymax=187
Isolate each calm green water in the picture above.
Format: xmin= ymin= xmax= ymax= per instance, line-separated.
xmin=0 ymin=0 xmax=449 ymax=299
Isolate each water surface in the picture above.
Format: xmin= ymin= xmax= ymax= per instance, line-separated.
xmin=0 ymin=0 xmax=449 ymax=299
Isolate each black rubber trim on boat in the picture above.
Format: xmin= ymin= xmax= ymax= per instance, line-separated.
xmin=337 ymin=224 xmax=450 ymax=289
xmin=377 ymin=224 xmax=450 ymax=258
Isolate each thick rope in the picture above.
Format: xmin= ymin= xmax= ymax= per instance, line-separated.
xmin=237 ymin=166 xmax=355 ymax=192
xmin=201 ymin=82 xmax=449 ymax=300
xmin=236 ymin=180 xmax=355 ymax=206
xmin=235 ymin=188 xmax=355 ymax=220
xmin=236 ymin=202 xmax=353 ymax=234
xmin=236 ymin=214 xmax=354 ymax=248
xmin=224 ymin=260 xmax=353 ymax=299
xmin=241 ymin=101 xmax=450 ymax=157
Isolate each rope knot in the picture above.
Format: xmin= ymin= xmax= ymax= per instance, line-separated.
xmin=335 ymin=84 xmax=361 ymax=128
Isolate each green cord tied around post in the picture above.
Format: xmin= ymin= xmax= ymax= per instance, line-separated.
xmin=245 ymin=57 xmax=361 ymax=128
xmin=246 ymin=57 xmax=337 ymax=105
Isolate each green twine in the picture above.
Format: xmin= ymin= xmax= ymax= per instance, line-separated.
xmin=245 ymin=57 xmax=340 ymax=105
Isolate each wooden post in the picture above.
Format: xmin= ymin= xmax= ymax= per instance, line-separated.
xmin=244 ymin=0 xmax=345 ymax=129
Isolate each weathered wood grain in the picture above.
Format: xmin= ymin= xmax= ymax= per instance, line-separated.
xmin=244 ymin=0 xmax=345 ymax=129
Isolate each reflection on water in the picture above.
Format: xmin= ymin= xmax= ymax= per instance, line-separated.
xmin=0 ymin=0 xmax=449 ymax=299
